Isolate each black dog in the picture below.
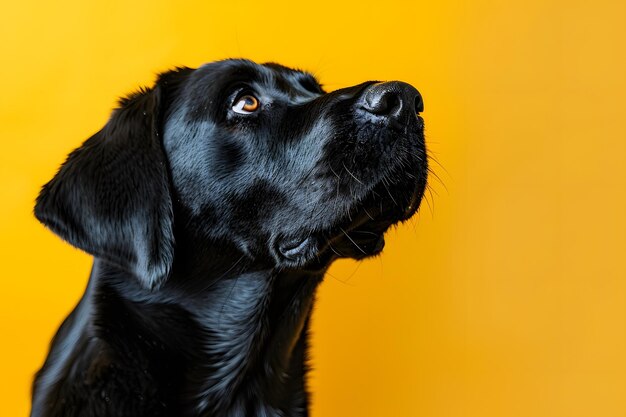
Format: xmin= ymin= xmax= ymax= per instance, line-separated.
xmin=32 ymin=59 xmax=427 ymax=417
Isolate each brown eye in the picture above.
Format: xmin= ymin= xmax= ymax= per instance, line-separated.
xmin=232 ymin=95 xmax=260 ymax=114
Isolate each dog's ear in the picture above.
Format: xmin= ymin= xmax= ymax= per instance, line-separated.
xmin=35 ymin=84 xmax=174 ymax=290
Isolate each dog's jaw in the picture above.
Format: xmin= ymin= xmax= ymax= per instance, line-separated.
xmin=272 ymin=159 xmax=428 ymax=266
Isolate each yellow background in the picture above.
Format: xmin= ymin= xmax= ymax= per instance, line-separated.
xmin=1 ymin=0 xmax=625 ymax=416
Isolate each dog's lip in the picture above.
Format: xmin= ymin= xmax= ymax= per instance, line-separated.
xmin=277 ymin=184 xmax=421 ymax=267
xmin=401 ymin=187 xmax=422 ymax=220
xmin=278 ymin=237 xmax=312 ymax=260
xmin=315 ymin=175 xmax=425 ymax=257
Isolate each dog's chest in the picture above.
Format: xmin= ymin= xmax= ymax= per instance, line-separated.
xmin=184 ymin=270 xmax=320 ymax=416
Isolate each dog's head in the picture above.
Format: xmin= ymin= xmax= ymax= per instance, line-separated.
xmin=35 ymin=59 xmax=427 ymax=289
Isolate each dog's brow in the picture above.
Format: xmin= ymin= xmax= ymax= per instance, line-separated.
xmin=260 ymin=62 xmax=319 ymax=95
xmin=297 ymin=73 xmax=323 ymax=94
xmin=267 ymin=71 xmax=320 ymax=102
xmin=228 ymin=63 xmax=265 ymax=84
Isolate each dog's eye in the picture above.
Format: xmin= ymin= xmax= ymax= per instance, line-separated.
xmin=232 ymin=95 xmax=260 ymax=114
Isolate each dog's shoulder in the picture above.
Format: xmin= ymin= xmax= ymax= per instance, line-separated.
xmin=31 ymin=282 xmax=186 ymax=417
xmin=32 ymin=335 xmax=172 ymax=417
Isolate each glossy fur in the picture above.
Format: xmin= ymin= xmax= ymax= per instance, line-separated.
xmin=32 ymin=59 xmax=428 ymax=417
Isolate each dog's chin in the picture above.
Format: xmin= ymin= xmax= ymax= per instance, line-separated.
xmin=275 ymin=180 xmax=425 ymax=270
xmin=323 ymin=190 xmax=421 ymax=260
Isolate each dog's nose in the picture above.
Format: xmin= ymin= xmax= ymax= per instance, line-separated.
xmin=359 ymin=82 xmax=423 ymax=120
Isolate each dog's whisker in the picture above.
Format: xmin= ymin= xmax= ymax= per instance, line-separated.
xmin=326 ymin=241 xmax=344 ymax=257
xmin=198 ymin=255 xmax=246 ymax=292
xmin=351 ymin=230 xmax=378 ymax=237
xmin=325 ymin=270 xmax=357 ymax=287
xmin=422 ymin=186 xmax=435 ymax=219
xmin=342 ymin=162 xmax=363 ymax=185
xmin=362 ymin=207 xmax=375 ymax=221
xmin=344 ymin=261 xmax=363 ymax=284
xmin=339 ymin=227 xmax=366 ymax=255
xmin=426 ymin=167 xmax=447 ymax=192
xmin=218 ymin=273 xmax=242 ymax=327
xmin=382 ymin=180 xmax=399 ymax=207
xmin=426 ymin=150 xmax=449 ymax=172
xmin=426 ymin=182 xmax=440 ymax=197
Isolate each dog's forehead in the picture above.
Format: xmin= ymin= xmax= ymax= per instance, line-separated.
xmin=194 ymin=59 xmax=321 ymax=100
xmin=261 ymin=62 xmax=322 ymax=96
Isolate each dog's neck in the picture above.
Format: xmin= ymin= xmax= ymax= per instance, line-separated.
xmin=95 ymin=235 xmax=328 ymax=416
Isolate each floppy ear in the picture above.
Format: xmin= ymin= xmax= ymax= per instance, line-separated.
xmin=35 ymin=86 xmax=174 ymax=290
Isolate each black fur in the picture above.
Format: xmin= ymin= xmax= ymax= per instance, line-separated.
xmin=32 ymin=59 xmax=427 ymax=417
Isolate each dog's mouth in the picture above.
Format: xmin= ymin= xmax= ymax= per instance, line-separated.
xmin=323 ymin=177 xmax=425 ymax=259
xmin=276 ymin=172 xmax=426 ymax=268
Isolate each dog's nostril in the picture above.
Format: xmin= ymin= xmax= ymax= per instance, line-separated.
xmin=414 ymin=94 xmax=424 ymax=114
xmin=384 ymin=93 xmax=400 ymax=115
xmin=364 ymin=90 xmax=399 ymax=115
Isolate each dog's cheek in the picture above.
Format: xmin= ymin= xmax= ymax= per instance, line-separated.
xmin=227 ymin=179 xmax=288 ymax=236
xmin=213 ymin=139 xmax=246 ymax=178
